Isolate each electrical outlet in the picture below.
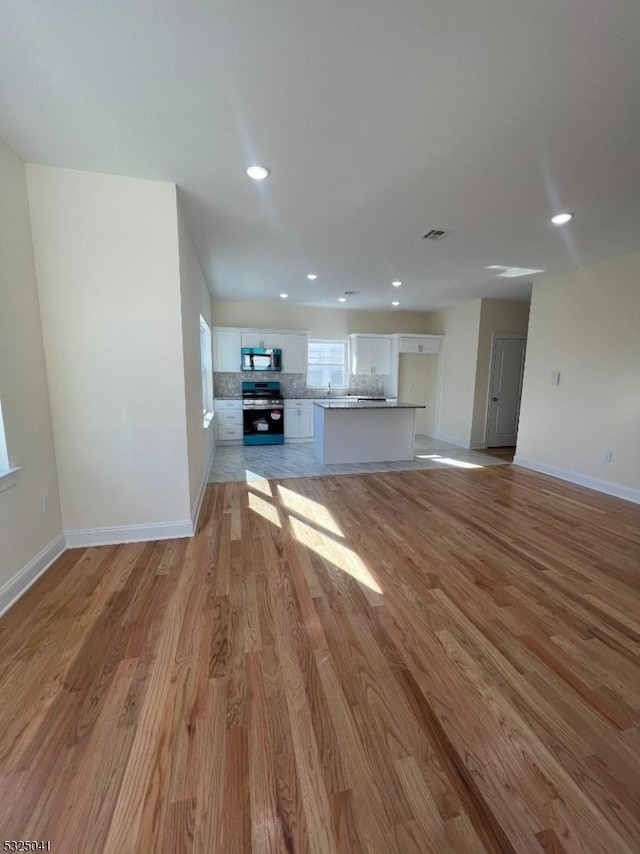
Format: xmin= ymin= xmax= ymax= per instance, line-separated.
xmin=604 ymin=451 xmax=613 ymax=463
xmin=550 ymin=371 xmax=561 ymax=386
xmin=41 ymin=493 xmax=50 ymax=513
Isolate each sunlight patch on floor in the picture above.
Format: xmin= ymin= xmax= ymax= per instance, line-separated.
xmin=415 ymin=454 xmax=483 ymax=469
xmin=245 ymin=469 xmax=273 ymax=496
xmin=277 ymin=484 xmax=344 ymax=537
xmin=435 ymin=457 xmax=483 ymax=469
xmin=289 ymin=516 xmax=382 ymax=593
xmin=248 ymin=491 xmax=281 ymax=527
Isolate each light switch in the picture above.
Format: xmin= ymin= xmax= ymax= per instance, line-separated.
xmin=550 ymin=371 xmax=561 ymax=386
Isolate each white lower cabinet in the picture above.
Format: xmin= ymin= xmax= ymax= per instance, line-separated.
xmin=284 ymin=400 xmax=314 ymax=440
xmin=214 ymin=399 xmax=243 ymax=442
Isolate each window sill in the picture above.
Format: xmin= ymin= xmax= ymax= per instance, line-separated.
xmin=0 ymin=466 xmax=22 ymax=494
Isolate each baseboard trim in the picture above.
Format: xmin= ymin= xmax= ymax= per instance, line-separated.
xmin=434 ymin=432 xmax=472 ymax=450
xmin=0 ymin=533 xmax=66 ymax=617
xmin=513 ymin=456 xmax=640 ymax=505
xmin=191 ymin=439 xmax=216 ymax=533
xmin=65 ymin=519 xmax=194 ymax=548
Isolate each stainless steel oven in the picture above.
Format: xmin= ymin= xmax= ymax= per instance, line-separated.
xmin=242 ymin=381 xmax=285 ymax=445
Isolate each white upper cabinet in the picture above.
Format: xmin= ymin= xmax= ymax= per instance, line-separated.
xmin=241 ymin=331 xmax=263 ymax=349
xmin=352 ymin=336 xmax=375 ymax=375
xmin=241 ymin=331 xmax=282 ymax=349
xmin=398 ymin=336 xmax=441 ymax=355
xmin=281 ymin=333 xmax=308 ymax=374
xmin=261 ymin=332 xmax=282 ymax=349
xmin=374 ymin=337 xmax=392 ymax=374
xmin=214 ymin=328 xmax=307 ymax=373
xmin=213 ymin=329 xmax=242 ymax=373
xmin=350 ymin=335 xmax=392 ymax=376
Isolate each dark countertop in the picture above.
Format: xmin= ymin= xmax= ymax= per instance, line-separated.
xmin=313 ymin=401 xmax=425 ymax=410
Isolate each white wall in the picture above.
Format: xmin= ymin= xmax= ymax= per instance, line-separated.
xmin=177 ymin=199 xmax=215 ymax=519
xmin=0 ymin=140 xmax=63 ymax=606
xmin=471 ymin=299 xmax=530 ymax=447
xmin=27 ymin=165 xmax=192 ymax=541
xmin=398 ymin=353 xmax=439 ymax=434
xmin=212 ymin=300 xmax=431 ymax=337
xmin=427 ymin=300 xmax=482 ymax=446
xmin=516 ymin=251 xmax=640 ymax=500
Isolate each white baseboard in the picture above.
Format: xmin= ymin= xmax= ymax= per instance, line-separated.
xmin=513 ymin=456 xmax=640 ymax=505
xmin=65 ymin=519 xmax=194 ymax=548
xmin=434 ymin=432 xmax=472 ymax=450
xmin=191 ymin=439 xmax=216 ymax=532
xmin=470 ymin=441 xmax=487 ymax=450
xmin=0 ymin=533 xmax=66 ymax=617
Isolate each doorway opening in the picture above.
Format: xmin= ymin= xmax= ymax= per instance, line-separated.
xmin=398 ymin=353 xmax=440 ymax=437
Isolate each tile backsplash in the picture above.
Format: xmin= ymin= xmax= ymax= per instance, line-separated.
xmin=214 ymin=372 xmax=385 ymax=399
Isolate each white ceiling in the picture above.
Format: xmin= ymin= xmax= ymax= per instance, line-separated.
xmin=2 ymin=1 xmax=639 ymax=311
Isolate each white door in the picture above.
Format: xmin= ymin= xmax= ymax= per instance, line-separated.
xmin=486 ymin=336 xmax=527 ymax=447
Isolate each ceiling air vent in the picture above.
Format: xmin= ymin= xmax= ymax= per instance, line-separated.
xmin=343 ymin=290 xmax=359 ymax=296
xmin=423 ymin=229 xmax=449 ymax=240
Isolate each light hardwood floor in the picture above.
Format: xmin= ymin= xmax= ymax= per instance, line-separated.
xmin=0 ymin=465 xmax=639 ymax=852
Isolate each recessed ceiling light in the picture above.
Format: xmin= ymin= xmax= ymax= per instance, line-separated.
xmin=338 ymin=297 xmax=346 ymax=303
xmin=392 ymin=280 xmax=402 ymax=287
xmin=245 ymin=165 xmax=270 ymax=180
xmin=307 ymin=273 xmax=317 ymax=280
xmin=279 ymin=293 xmax=288 ymax=299
xmin=392 ymin=300 xmax=400 ymax=306
xmin=551 ymin=212 xmax=574 ymax=226
xmin=497 ymin=267 xmax=546 ymax=278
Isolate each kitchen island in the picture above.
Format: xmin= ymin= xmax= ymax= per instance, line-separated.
xmin=313 ymin=400 xmax=424 ymax=464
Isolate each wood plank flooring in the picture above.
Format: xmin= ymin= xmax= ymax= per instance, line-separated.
xmin=481 ymin=446 xmax=516 ymax=462
xmin=0 ymin=465 xmax=639 ymax=852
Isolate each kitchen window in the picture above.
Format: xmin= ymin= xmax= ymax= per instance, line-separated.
xmin=200 ymin=316 xmax=214 ymax=427
xmin=307 ymin=340 xmax=348 ymax=389
xmin=0 ymin=398 xmax=20 ymax=492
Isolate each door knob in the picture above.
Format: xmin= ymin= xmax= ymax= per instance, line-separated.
xmin=492 ymin=397 xmax=499 ymax=401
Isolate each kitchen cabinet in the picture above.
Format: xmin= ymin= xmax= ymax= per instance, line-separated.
xmin=398 ymin=336 xmax=441 ymax=355
xmin=213 ymin=399 xmax=243 ymax=441
xmin=349 ymin=335 xmax=392 ymax=376
xmin=284 ymin=399 xmax=314 ymax=439
xmin=241 ymin=331 xmax=282 ymax=350
xmin=281 ymin=333 xmax=308 ymax=374
xmin=213 ymin=330 xmax=242 ymax=373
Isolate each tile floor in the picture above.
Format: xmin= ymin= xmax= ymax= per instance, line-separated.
xmin=208 ymin=435 xmax=508 ymax=484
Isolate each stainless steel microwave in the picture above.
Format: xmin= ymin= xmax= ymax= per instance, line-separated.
xmin=241 ymin=348 xmax=282 ymax=372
